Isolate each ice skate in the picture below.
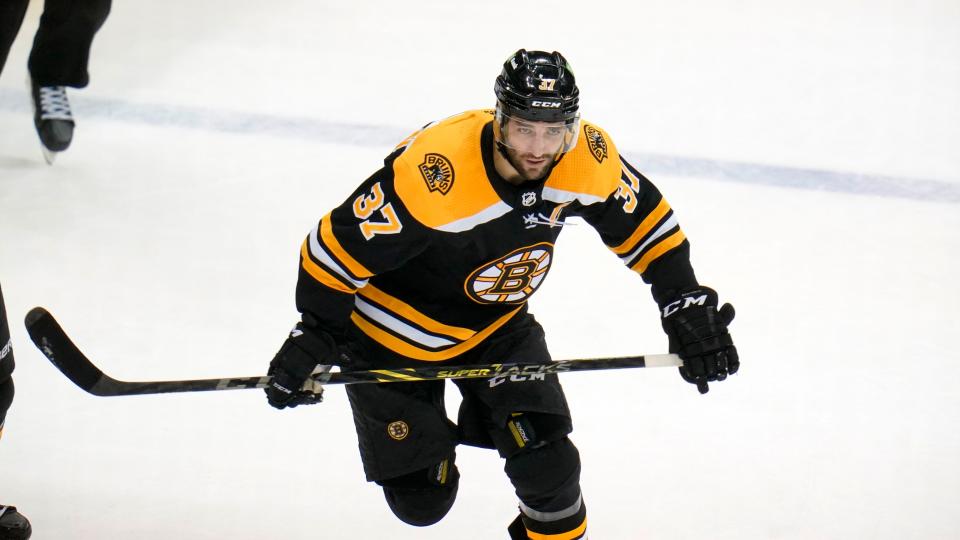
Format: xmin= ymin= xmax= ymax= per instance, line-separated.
xmin=29 ymin=76 xmax=74 ymax=164
xmin=0 ymin=505 xmax=31 ymax=540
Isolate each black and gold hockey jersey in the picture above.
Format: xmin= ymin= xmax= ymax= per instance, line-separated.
xmin=296 ymin=110 xmax=697 ymax=362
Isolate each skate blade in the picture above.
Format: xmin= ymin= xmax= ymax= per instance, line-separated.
xmin=41 ymin=147 xmax=58 ymax=165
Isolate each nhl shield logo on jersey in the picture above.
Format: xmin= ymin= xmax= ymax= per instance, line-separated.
xmin=419 ymin=153 xmax=455 ymax=195
xmin=584 ymin=125 xmax=608 ymax=163
xmin=464 ymin=243 xmax=553 ymax=304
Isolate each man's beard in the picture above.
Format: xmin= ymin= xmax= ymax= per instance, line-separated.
xmin=506 ymin=148 xmax=555 ymax=181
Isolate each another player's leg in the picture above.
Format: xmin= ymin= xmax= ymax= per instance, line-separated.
xmin=0 ymin=376 xmax=31 ymax=540
xmin=1 ymin=284 xmax=32 ymax=540
xmin=1 ymin=282 xmax=18 ymax=438
xmin=0 ymin=0 xmax=29 ymax=78
xmin=26 ymin=0 xmax=111 ymax=162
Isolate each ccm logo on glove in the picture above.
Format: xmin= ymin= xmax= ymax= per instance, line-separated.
xmin=661 ymin=293 xmax=709 ymax=317
xmin=659 ymin=286 xmax=739 ymax=394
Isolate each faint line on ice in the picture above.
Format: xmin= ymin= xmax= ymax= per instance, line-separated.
xmin=2 ymin=88 xmax=958 ymax=203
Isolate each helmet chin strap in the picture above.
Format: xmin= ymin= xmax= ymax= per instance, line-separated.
xmin=495 ymin=140 xmax=521 ymax=170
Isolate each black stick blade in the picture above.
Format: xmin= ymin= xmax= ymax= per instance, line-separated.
xmin=25 ymin=307 xmax=109 ymax=394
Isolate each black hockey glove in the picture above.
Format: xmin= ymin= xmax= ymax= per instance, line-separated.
xmin=660 ymin=286 xmax=739 ymax=394
xmin=265 ymin=322 xmax=337 ymax=409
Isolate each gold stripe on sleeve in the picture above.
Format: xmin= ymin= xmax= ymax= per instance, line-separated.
xmin=319 ymin=213 xmax=374 ymax=279
xmin=300 ymin=241 xmax=357 ymax=293
xmin=629 ymin=230 xmax=687 ymax=274
xmin=610 ymin=198 xmax=671 ymax=255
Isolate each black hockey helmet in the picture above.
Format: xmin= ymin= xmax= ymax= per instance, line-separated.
xmin=494 ymin=49 xmax=581 ymax=154
xmin=494 ymin=49 xmax=580 ymax=122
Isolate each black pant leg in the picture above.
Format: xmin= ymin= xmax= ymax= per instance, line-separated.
xmin=345 ymin=378 xmax=459 ymax=483
xmin=28 ymin=0 xmax=111 ymax=87
xmin=0 ymin=0 xmax=30 ymax=77
xmin=0 ymin=378 xmax=12 ymax=432
xmin=0 ymin=283 xmax=15 ymax=427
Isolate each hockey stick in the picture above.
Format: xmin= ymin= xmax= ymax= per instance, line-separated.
xmin=24 ymin=307 xmax=681 ymax=397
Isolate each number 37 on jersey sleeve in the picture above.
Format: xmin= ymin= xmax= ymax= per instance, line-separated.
xmin=352 ymin=182 xmax=403 ymax=240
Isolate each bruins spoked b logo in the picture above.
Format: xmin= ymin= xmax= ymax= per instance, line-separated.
xmin=584 ymin=125 xmax=608 ymax=163
xmin=465 ymin=243 xmax=554 ymax=304
xmin=419 ymin=153 xmax=455 ymax=195
xmin=387 ymin=420 xmax=409 ymax=441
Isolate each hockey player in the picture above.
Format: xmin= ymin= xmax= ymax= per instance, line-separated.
xmin=265 ymin=49 xmax=739 ymax=539
xmin=0 ymin=284 xmax=32 ymax=540
xmin=0 ymin=0 xmax=111 ymax=163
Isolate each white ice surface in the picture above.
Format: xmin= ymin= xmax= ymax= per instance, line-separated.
xmin=1 ymin=1 xmax=959 ymax=539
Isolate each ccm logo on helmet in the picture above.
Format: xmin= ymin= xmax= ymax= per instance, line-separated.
xmin=531 ymin=101 xmax=562 ymax=109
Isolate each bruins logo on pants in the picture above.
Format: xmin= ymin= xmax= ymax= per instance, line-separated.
xmin=387 ymin=421 xmax=410 ymax=441
xmin=464 ymin=243 xmax=553 ymax=304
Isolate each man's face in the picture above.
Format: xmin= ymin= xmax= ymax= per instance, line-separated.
xmin=502 ymin=118 xmax=567 ymax=180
